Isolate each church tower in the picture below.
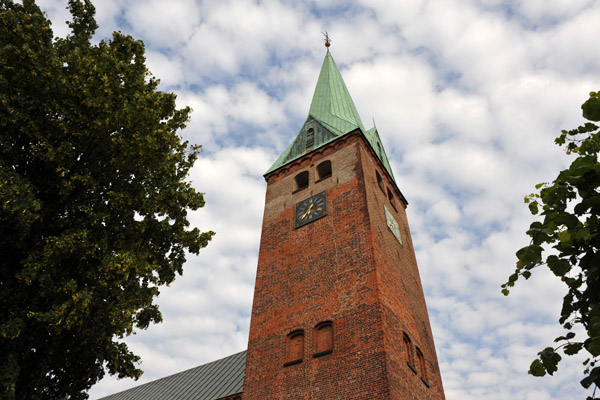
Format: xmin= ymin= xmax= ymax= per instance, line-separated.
xmin=242 ymin=45 xmax=445 ymax=400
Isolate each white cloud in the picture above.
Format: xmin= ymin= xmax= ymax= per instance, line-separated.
xmin=145 ymin=50 xmax=184 ymax=88
xmin=180 ymin=0 xmax=314 ymax=77
xmin=346 ymin=54 xmax=438 ymax=150
xmin=177 ymin=83 xmax=287 ymax=151
xmin=123 ymin=0 xmax=201 ymax=48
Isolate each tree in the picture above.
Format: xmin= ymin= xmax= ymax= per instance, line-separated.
xmin=502 ymin=91 xmax=600 ymax=399
xmin=0 ymin=0 xmax=214 ymax=398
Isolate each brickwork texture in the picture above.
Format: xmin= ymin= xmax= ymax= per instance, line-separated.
xmin=243 ymin=132 xmax=445 ymax=399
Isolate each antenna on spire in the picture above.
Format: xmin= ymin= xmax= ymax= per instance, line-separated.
xmin=323 ymin=31 xmax=331 ymax=48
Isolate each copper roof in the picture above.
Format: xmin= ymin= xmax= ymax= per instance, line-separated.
xmin=266 ymin=50 xmax=396 ymax=183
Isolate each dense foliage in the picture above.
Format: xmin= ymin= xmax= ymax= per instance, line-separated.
xmin=503 ymin=91 xmax=600 ymax=399
xmin=0 ymin=0 xmax=213 ymax=398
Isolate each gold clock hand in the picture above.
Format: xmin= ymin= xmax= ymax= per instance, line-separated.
xmin=301 ymin=203 xmax=314 ymax=219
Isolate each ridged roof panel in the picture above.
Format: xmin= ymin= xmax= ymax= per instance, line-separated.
xmin=97 ymin=351 xmax=246 ymax=400
xmin=308 ymin=50 xmax=365 ymax=135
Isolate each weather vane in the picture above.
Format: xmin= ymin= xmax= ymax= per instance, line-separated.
xmin=323 ymin=31 xmax=331 ymax=48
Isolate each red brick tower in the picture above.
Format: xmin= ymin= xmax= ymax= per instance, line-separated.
xmin=242 ymin=47 xmax=445 ymax=399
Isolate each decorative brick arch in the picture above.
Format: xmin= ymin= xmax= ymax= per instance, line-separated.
xmin=313 ymin=321 xmax=334 ymax=357
xmin=284 ymin=330 xmax=304 ymax=366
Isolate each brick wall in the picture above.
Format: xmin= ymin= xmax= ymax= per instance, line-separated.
xmin=243 ymin=131 xmax=445 ymax=399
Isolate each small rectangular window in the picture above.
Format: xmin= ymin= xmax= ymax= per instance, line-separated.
xmin=294 ymin=171 xmax=309 ymax=191
xmin=316 ymin=160 xmax=332 ymax=180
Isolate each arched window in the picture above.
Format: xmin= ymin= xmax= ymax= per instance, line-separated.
xmin=416 ymin=347 xmax=427 ymax=380
xmin=284 ymin=330 xmax=304 ymax=366
xmin=294 ymin=171 xmax=309 ymax=191
xmin=306 ymin=128 xmax=315 ymax=149
xmin=403 ymin=333 xmax=416 ymax=371
xmin=316 ymin=160 xmax=332 ymax=180
xmin=376 ymin=170 xmax=384 ymax=192
xmin=313 ymin=321 xmax=334 ymax=357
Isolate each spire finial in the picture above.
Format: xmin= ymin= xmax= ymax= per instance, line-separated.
xmin=323 ymin=31 xmax=331 ymax=48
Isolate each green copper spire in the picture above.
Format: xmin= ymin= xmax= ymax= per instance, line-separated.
xmin=266 ymin=50 xmax=395 ymax=182
xmin=307 ymin=50 xmax=365 ymax=135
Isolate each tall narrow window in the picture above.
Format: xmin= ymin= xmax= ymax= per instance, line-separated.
xmin=313 ymin=321 xmax=334 ymax=357
xmin=284 ymin=330 xmax=304 ymax=366
xmin=294 ymin=171 xmax=309 ymax=191
xmin=306 ymin=128 xmax=315 ymax=149
xmin=416 ymin=347 xmax=427 ymax=379
xmin=403 ymin=333 xmax=416 ymax=372
xmin=316 ymin=160 xmax=332 ymax=180
xmin=376 ymin=170 xmax=384 ymax=192
xmin=387 ymin=187 xmax=397 ymax=211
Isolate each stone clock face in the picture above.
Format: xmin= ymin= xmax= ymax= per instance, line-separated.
xmin=295 ymin=191 xmax=327 ymax=228
xmin=384 ymin=204 xmax=402 ymax=245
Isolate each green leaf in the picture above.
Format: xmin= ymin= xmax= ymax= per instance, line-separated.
xmin=526 ymin=222 xmax=553 ymax=243
xmin=516 ymin=245 xmax=543 ymax=265
xmin=529 ymin=359 xmax=546 ymax=377
xmin=553 ymin=212 xmax=580 ymax=229
xmin=564 ymin=322 xmax=573 ymax=330
xmin=574 ymin=195 xmax=600 ymax=215
xmin=582 ymin=92 xmax=600 ymax=122
xmin=538 ymin=347 xmax=561 ymax=376
xmin=581 ymin=366 xmax=600 ymax=389
xmin=564 ymin=342 xmax=583 ymax=355
xmin=547 ymin=255 xmax=571 ymax=277
xmin=585 ymin=338 xmax=600 ymax=357
xmin=557 ymin=230 xmax=571 ymax=243
xmin=528 ymin=201 xmax=539 ymax=215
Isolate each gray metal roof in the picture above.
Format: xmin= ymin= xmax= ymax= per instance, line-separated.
xmin=97 ymin=351 xmax=246 ymax=400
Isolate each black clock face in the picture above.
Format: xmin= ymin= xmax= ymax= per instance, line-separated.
xmin=295 ymin=191 xmax=327 ymax=228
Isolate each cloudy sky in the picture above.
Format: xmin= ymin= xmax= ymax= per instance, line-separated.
xmin=37 ymin=0 xmax=600 ymax=398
